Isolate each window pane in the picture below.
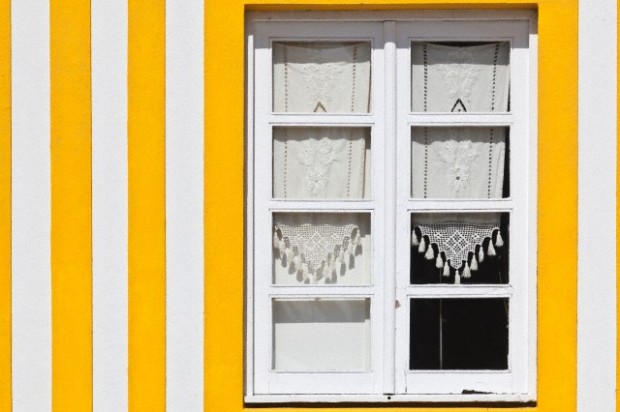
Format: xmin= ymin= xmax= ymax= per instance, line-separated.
xmin=410 ymin=298 xmax=509 ymax=370
xmin=273 ymin=42 xmax=371 ymax=113
xmin=272 ymin=299 xmax=371 ymax=372
xmin=411 ymin=127 xmax=509 ymax=199
xmin=273 ymin=127 xmax=371 ymax=199
xmin=411 ymin=213 xmax=508 ymax=284
xmin=273 ymin=213 xmax=371 ymax=285
xmin=411 ymin=42 xmax=510 ymax=113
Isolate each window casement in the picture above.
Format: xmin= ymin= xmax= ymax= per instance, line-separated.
xmin=246 ymin=10 xmax=537 ymax=403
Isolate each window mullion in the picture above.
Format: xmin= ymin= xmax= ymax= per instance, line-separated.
xmin=382 ymin=20 xmax=397 ymax=395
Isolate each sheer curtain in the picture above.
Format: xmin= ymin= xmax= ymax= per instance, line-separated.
xmin=410 ymin=43 xmax=510 ymax=282
xmin=272 ymin=42 xmax=372 ymax=286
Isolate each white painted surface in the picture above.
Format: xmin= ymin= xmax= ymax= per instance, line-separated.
xmin=92 ymin=0 xmax=129 ymax=410
xmin=11 ymin=0 xmax=52 ymax=410
xmin=165 ymin=0 xmax=205 ymax=409
xmin=577 ymin=0 xmax=617 ymax=410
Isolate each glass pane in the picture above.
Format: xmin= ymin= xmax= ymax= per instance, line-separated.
xmin=412 ymin=42 xmax=510 ymax=113
xmin=273 ymin=213 xmax=371 ymax=285
xmin=411 ymin=127 xmax=509 ymax=199
xmin=272 ymin=299 xmax=371 ymax=372
xmin=410 ymin=298 xmax=509 ymax=370
xmin=411 ymin=213 xmax=508 ymax=284
xmin=273 ymin=42 xmax=371 ymax=113
xmin=273 ymin=127 xmax=371 ymax=199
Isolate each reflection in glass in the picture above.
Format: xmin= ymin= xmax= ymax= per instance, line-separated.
xmin=411 ymin=213 xmax=508 ymax=284
xmin=273 ymin=127 xmax=371 ymax=199
xmin=412 ymin=42 xmax=510 ymax=113
xmin=273 ymin=42 xmax=371 ymax=113
xmin=411 ymin=127 xmax=508 ymax=199
xmin=273 ymin=213 xmax=371 ymax=285
xmin=272 ymin=299 xmax=371 ymax=371
xmin=410 ymin=298 xmax=509 ymax=370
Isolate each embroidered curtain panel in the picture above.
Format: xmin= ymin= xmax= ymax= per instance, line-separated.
xmin=271 ymin=41 xmax=509 ymax=284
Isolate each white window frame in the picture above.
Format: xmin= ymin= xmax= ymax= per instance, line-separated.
xmin=246 ymin=10 xmax=537 ymax=404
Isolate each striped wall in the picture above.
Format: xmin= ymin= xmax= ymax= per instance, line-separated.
xmin=0 ymin=1 xmax=617 ymax=411
xmin=2 ymin=0 xmax=204 ymax=410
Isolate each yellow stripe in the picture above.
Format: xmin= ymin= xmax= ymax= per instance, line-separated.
xmin=0 ymin=0 xmax=10 ymax=410
xmin=128 ymin=1 xmax=166 ymax=410
xmin=50 ymin=0 xmax=92 ymax=410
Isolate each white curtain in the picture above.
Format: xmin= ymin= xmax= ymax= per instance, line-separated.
xmin=411 ymin=127 xmax=506 ymax=199
xmin=410 ymin=43 xmax=510 ymax=282
xmin=411 ymin=42 xmax=510 ymax=112
xmin=272 ymin=42 xmax=372 ymax=286
xmin=273 ymin=42 xmax=371 ymax=113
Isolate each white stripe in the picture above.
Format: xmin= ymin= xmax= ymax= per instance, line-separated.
xmin=11 ymin=0 xmax=51 ymax=410
xmin=577 ymin=0 xmax=617 ymax=410
xmin=92 ymin=0 xmax=129 ymax=410
xmin=166 ymin=0 xmax=205 ymax=410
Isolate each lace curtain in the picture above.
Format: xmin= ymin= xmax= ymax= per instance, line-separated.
xmin=270 ymin=42 xmax=510 ymax=284
xmin=411 ymin=42 xmax=510 ymax=282
xmin=272 ymin=42 xmax=372 ymax=285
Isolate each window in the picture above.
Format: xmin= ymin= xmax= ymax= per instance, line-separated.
xmin=246 ymin=11 xmax=537 ymax=403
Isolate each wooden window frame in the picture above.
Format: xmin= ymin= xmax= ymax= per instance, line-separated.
xmin=245 ymin=10 xmax=537 ymax=404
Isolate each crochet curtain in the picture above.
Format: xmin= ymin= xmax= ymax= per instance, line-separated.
xmin=410 ymin=42 xmax=510 ymax=282
xmin=270 ymin=42 xmax=510 ymax=285
xmin=272 ymin=42 xmax=372 ymax=286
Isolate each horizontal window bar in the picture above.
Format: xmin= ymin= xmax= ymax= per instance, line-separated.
xmin=407 ymin=199 xmax=514 ymax=211
xmin=269 ymin=287 xmax=375 ymax=297
xmin=269 ymin=200 xmax=375 ymax=211
xmin=405 ymin=284 xmax=513 ymax=297
xmin=268 ymin=113 xmax=375 ymax=126
xmin=407 ymin=113 xmax=513 ymax=126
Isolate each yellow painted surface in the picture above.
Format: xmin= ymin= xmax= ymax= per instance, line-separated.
xmin=205 ymin=1 xmax=578 ymax=411
xmin=128 ymin=1 xmax=166 ymax=411
xmin=50 ymin=0 xmax=92 ymax=410
xmin=0 ymin=0 xmax=9 ymax=410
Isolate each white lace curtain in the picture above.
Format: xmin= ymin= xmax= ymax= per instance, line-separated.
xmin=411 ymin=42 xmax=510 ymax=281
xmin=271 ymin=41 xmax=510 ymax=284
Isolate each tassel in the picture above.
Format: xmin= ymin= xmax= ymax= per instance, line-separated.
xmin=454 ymin=273 xmax=461 ymax=284
xmin=487 ymin=240 xmax=496 ymax=256
xmin=296 ymin=269 xmax=303 ymax=282
xmin=278 ymin=240 xmax=286 ymax=256
xmin=435 ymin=254 xmax=444 ymax=269
xmin=355 ymin=243 xmax=363 ymax=256
xmin=340 ymin=262 xmax=346 ymax=276
xmin=411 ymin=231 xmax=419 ymax=246
xmin=463 ymin=263 xmax=472 ymax=279
xmin=354 ymin=232 xmax=362 ymax=245
xmin=443 ymin=262 xmax=451 ymax=277
xmin=424 ymin=245 xmax=435 ymax=260
xmin=470 ymin=255 xmax=479 ymax=271
xmin=478 ymin=247 xmax=485 ymax=263
xmin=495 ymin=231 xmax=504 ymax=248
xmin=273 ymin=232 xmax=280 ymax=249
xmin=418 ymin=237 xmax=427 ymax=253
xmin=349 ymin=253 xmax=355 ymax=270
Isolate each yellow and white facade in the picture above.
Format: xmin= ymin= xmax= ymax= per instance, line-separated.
xmin=0 ymin=0 xmax=617 ymax=411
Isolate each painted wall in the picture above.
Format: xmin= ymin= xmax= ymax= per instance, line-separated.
xmin=206 ymin=1 xmax=577 ymax=411
xmin=0 ymin=0 xmax=617 ymax=411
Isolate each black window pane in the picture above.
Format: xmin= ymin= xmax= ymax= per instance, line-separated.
xmin=410 ymin=298 xmax=509 ymax=370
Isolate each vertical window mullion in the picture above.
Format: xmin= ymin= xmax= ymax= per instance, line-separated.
xmin=382 ymin=20 xmax=397 ymax=395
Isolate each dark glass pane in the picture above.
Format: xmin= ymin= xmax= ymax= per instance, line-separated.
xmin=410 ymin=298 xmax=509 ymax=370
